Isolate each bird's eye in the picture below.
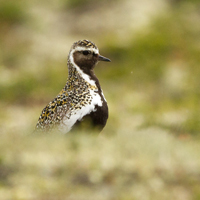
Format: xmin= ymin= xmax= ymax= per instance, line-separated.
xmin=82 ymin=50 xmax=91 ymax=55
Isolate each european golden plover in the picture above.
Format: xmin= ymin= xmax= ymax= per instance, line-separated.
xmin=35 ymin=40 xmax=111 ymax=133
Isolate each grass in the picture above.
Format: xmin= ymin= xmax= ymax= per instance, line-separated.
xmin=0 ymin=128 xmax=200 ymax=199
xmin=0 ymin=0 xmax=27 ymax=26
xmin=1 ymin=0 xmax=200 ymax=199
xmin=1 ymin=130 xmax=200 ymax=200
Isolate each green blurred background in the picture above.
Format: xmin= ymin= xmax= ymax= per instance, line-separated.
xmin=1 ymin=0 xmax=200 ymax=199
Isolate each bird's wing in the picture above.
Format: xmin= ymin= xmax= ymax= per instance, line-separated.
xmin=36 ymin=92 xmax=70 ymax=131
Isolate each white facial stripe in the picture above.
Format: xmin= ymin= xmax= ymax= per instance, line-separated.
xmin=69 ymin=49 xmax=96 ymax=86
xmin=74 ymin=46 xmax=99 ymax=54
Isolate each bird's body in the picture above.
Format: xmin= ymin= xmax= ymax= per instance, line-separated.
xmin=35 ymin=40 xmax=110 ymax=134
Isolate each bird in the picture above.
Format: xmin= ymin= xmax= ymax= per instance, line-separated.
xmin=35 ymin=39 xmax=111 ymax=134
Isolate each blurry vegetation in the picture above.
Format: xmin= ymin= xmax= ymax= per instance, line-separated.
xmin=66 ymin=0 xmax=99 ymax=9
xmin=1 ymin=1 xmax=200 ymax=134
xmin=66 ymin=0 xmax=118 ymax=9
xmin=0 ymin=0 xmax=28 ymax=27
xmin=0 ymin=131 xmax=200 ymax=200
xmin=105 ymin=14 xmax=200 ymax=85
xmin=169 ymin=0 xmax=200 ymax=6
xmin=101 ymin=8 xmax=200 ymax=134
xmin=1 ymin=1 xmax=200 ymax=199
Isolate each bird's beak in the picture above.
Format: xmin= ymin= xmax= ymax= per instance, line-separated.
xmin=98 ymin=55 xmax=111 ymax=62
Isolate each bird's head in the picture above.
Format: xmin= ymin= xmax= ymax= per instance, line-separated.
xmin=69 ymin=39 xmax=111 ymax=74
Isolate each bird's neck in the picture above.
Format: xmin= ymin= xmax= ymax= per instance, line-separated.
xmin=66 ymin=61 xmax=101 ymax=91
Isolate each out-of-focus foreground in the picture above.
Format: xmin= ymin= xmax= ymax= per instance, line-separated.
xmin=1 ymin=0 xmax=200 ymax=199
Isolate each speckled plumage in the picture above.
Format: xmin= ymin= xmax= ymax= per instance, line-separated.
xmin=35 ymin=40 xmax=110 ymax=133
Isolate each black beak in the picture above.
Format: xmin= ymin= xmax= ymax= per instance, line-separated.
xmin=98 ymin=55 xmax=111 ymax=62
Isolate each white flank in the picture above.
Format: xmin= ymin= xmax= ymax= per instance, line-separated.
xmin=59 ymin=89 xmax=103 ymax=133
